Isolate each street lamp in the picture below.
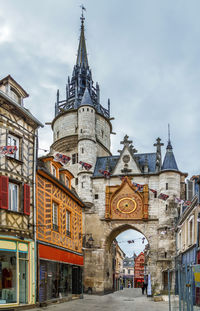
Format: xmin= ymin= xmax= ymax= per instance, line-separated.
xmin=79 ymin=233 xmax=94 ymax=248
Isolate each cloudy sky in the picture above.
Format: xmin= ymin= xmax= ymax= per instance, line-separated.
xmin=0 ymin=0 xmax=200 ymax=177
xmin=116 ymin=229 xmax=148 ymax=257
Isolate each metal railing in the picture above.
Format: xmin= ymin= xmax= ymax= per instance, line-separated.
xmin=169 ymin=265 xmax=200 ymax=310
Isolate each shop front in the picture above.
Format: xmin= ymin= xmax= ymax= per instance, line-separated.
xmin=0 ymin=237 xmax=35 ymax=308
xmin=38 ymin=243 xmax=83 ymax=303
xmin=134 ymin=278 xmax=144 ymax=288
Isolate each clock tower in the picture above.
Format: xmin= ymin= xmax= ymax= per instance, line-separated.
xmin=49 ymin=11 xmax=187 ymax=296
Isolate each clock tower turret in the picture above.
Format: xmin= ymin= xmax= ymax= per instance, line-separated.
xmin=51 ymin=11 xmax=113 ymax=204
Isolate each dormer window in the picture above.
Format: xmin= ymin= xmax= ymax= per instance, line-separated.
xmin=51 ymin=164 xmax=57 ymax=178
xmin=10 ymin=87 xmax=21 ymax=105
xmin=65 ymin=176 xmax=69 ymax=188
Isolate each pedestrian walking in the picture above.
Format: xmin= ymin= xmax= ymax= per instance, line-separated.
xmin=143 ymin=275 xmax=148 ymax=295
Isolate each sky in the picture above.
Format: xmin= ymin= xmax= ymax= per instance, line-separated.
xmin=0 ymin=0 xmax=200 ymax=178
xmin=116 ymin=229 xmax=148 ymax=257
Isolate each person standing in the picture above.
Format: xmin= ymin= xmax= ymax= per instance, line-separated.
xmin=143 ymin=275 xmax=148 ymax=295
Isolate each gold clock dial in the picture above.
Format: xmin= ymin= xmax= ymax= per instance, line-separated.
xmin=117 ymin=197 xmax=137 ymax=214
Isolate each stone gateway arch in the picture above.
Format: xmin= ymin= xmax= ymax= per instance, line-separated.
xmin=50 ymin=14 xmax=187 ymax=294
xmin=82 ymin=174 xmax=184 ymax=294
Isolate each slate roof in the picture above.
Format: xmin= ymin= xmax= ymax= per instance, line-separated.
xmin=161 ymin=150 xmax=178 ymax=171
xmin=79 ymin=88 xmax=93 ymax=107
xmin=135 ymin=153 xmax=157 ymax=173
xmin=76 ymin=19 xmax=88 ymax=68
xmin=161 ymin=141 xmax=178 ymax=171
xmin=93 ymin=152 xmax=157 ymax=177
xmin=93 ymin=156 xmax=119 ymax=177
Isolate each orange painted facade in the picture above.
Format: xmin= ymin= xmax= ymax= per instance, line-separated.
xmin=36 ymin=157 xmax=84 ymax=257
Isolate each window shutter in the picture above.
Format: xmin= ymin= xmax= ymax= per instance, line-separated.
xmin=0 ymin=176 xmax=9 ymax=209
xmin=187 ymin=180 xmax=194 ymax=201
xmin=24 ymin=184 xmax=30 ymax=215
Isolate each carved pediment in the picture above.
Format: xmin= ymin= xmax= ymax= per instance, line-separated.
xmin=105 ymin=177 xmax=148 ymax=220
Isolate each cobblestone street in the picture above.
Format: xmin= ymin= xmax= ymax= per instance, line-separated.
xmin=29 ymin=289 xmax=169 ymax=311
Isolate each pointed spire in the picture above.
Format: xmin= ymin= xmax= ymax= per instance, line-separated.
xmin=162 ymin=126 xmax=178 ymax=171
xmin=55 ymin=8 xmax=110 ymax=119
xmin=166 ymin=123 xmax=172 ymax=150
xmin=79 ymin=87 xmax=93 ymax=107
xmin=76 ymin=6 xmax=88 ymax=68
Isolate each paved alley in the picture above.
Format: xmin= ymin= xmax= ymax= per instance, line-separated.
xmin=28 ymin=288 xmax=169 ymax=311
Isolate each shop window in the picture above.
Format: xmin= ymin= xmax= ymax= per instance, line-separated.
xmin=52 ymin=202 xmax=59 ymax=232
xmin=7 ymin=133 xmax=20 ymax=160
xmin=0 ymin=251 xmax=17 ymax=304
xmin=72 ymin=153 xmax=78 ymax=164
xmin=66 ymin=210 xmax=71 ymax=237
xmin=39 ymin=260 xmax=72 ymax=300
xmin=9 ymin=182 xmax=19 ymax=212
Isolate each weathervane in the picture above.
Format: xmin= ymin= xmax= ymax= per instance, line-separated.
xmin=80 ymin=4 xmax=86 ymax=22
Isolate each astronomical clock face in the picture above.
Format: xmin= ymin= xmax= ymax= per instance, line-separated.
xmin=117 ymin=197 xmax=137 ymax=214
xmin=111 ymin=191 xmax=143 ymax=219
xmin=105 ymin=177 xmax=148 ymax=220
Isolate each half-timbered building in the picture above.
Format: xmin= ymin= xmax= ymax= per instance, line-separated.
xmin=0 ymin=75 xmax=43 ymax=308
xmin=36 ymin=156 xmax=84 ymax=303
xmin=134 ymin=252 xmax=145 ymax=288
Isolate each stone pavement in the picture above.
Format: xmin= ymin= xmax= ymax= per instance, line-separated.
xmin=28 ymin=288 xmax=169 ymax=311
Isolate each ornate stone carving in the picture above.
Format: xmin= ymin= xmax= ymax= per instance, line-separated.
xmin=105 ymin=177 xmax=148 ymax=220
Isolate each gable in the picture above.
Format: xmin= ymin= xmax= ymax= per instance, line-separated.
xmin=112 ymin=146 xmax=141 ymax=175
